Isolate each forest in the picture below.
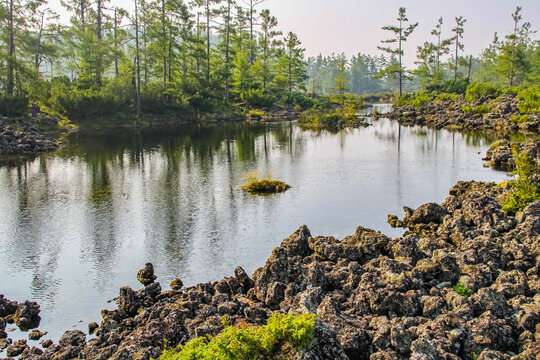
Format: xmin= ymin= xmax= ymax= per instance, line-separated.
xmin=0 ymin=2 xmax=538 ymax=123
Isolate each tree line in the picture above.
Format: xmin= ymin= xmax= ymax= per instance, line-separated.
xmin=307 ymin=6 xmax=539 ymax=97
xmin=0 ymin=0 xmax=308 ymax=119
xmin=0 ymin=3 xmax=538 ymax=121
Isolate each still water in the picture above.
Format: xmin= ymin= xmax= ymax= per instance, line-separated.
xmin=0 ymin=115 xmax=509 ymax=341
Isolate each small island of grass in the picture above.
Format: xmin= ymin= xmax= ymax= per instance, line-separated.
xmin=240 ymin=171 xmax=291 ymax=194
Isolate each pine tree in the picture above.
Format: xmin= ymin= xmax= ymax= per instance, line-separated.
xmin=377 ymin=7 xmax=418 ymax=96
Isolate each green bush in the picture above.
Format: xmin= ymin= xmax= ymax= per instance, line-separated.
xmin=462 ymin=104 xmax=491 ymax=117
xmin=517 ymin=85 xmax=540 ymax=114
xmin=395 ymin=92 xmax=433 ymax=107
xmin=242 ymin=89 xmax=276 ymax=108
xmin=510 ymin=115 xmax=529 ymax=124
xmin=0 ymin=93 xmax=29 ymax=117
xmin=434 ymin=92 xmax=459 ymax=102
xmin=159 ymin=313 xmax=316 ymax=360
xmin=283 ymin=91 xmax=315 ymax=109
xmin=501 ymin=147 xmax=540 ymax=215
xmin=465 ymin=83 xmax=501 ymax=102
xmin=426 ymin=79 xmax=469 ymax=94
xmin=502 ymin=86 xmax=521 ymax=97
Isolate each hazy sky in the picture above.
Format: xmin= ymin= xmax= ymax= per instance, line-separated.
xmin=50 ymin=0 xmax=540 ymax=66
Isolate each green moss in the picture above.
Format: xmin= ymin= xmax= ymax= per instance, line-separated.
xmin=453 ymin=283 xmax=472 ymax=298
xmin=159 ymin=313 xmax=317 ymax=360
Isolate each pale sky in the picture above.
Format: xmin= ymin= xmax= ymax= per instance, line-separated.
xmin=49 ymin=0 xmax=540 ymax=67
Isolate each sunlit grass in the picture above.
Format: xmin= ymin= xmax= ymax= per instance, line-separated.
xmin=240 ymin=170 xmax=290 ymax=194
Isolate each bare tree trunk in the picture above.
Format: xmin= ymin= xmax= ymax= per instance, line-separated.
xmin=135 ymin=0 xmax=142 ymax=118
xmin=97 ymin=0 xmax=102 ymax=41
xmin=81 ymin=0 xmax=85 ymax=26
xmin=114 ymin=8 xmax=119 ymax=75
xmin=467 ymin=55 xmax=472 ymax=81
xmin=206 ymin=0 xmax=210 ymax=82
xmin=35 ymin=11 xmax=45 ymax=71
xmin=454 ymin=40 xmax=459 ymax=81
xmin=249 ymin=0 xmax=254 ymax=65
xmin=398 ymin=19 xmax=402 ymax=97
xmin=7 ymin=0 xmax=15 ymax=95
xmin=168 ymin=14 xmax=173 ymax=82
xmin=224 ymin=0 xmax=231 ymax=103
xmin=162 ymin=0 xmax=167 ymax=91
xmin=196 ymin=13 xmax=200 ymax=74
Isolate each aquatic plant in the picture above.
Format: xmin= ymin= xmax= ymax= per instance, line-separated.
xmin=159 ymin=313 xmax=316 ymax=360
xmin=240 ymin=171 xmax=290 ymax=194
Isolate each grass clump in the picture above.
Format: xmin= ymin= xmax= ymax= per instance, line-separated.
xmin=159 ymin=313 xmax=317 ymax=360
xmin=240 ymin=171 xmax=290 ymax=194
xmin=453 ymin=283 xmax=472 ymax=298
xmin=501 ymin=146 xmax=540 ymax=215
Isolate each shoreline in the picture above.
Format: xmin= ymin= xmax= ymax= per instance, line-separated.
xmin=383 ymin=94 xmax=540 ymax=136
xmin=1 ymin=174 xmax=538 ymax=359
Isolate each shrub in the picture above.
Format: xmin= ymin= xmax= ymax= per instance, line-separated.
xmin=395 ymin=92 xmax=433 ymax=107
xmin=0 ymin=93 xmax=29 ymax=117
xmin=283 ymin=91 xmax=315 ymax=109
xmin=159 ymin=313 xmax=316 ymax=360
xmin=434 ymin=92 xmax=459 ymax=102
xmin=462 ymin=104 xmax=491 ymax=117
xmin=426 ymin=79 xmax=469 ymax=94
xmin=510 ymin=115 xmax=529 ymax=124
xmin=243 ymin=89 xmax=276 ymax=109
xmin=501 ymin=147 xmax=540 ymax=215
xmin=517 ymin=85 xmax=540 ymax=114
xmin=465 ymin=82 xmax=501 ymax=102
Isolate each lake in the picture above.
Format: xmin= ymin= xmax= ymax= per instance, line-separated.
xmin=0 ymin=112 xmax=509 ymax=341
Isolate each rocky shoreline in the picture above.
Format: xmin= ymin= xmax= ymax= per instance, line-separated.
xmin=1 ymin=172 xmax=538 ymax=359
xmin=385 ymin=94 xmax=540 ymax=134
xmin=483 ymin=139 xmax=540 ymax=172
xmin=0 ymin=120 xmax=60 ymax=156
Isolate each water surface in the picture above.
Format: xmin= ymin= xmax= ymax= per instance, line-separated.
xmin=0 ymin=115 xmax=508 ymax=341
